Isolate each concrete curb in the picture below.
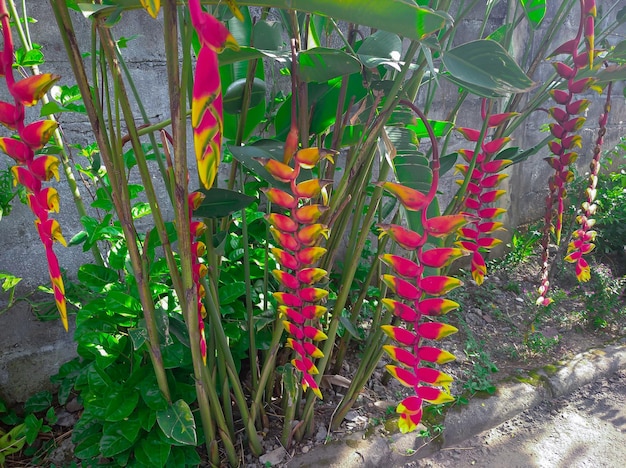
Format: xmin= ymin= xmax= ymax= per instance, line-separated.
xmin=287 ymin=339 xmax=626 ymax=467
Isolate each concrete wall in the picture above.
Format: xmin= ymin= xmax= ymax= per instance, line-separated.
xmin=0 ymin=2 xmax=624 ymax=403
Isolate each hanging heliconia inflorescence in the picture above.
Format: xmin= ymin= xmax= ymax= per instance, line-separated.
xmin=565 ymin=84 xmax=611 ymax=283
xmin=257 ymin=148 xmax=335 ymax=399
xmin=189 ymin=0 xmax=238 ymax=190
xmin=377 ymin=110 xmax=475 ymax=433
xmin=455 ymin=100 xmax=516 ymax=285
xmin=188 ymin=192 xmax=209 ymax=364
xmin=0 ymin=2 xmax=67 ymax=329
xmin=537 ymin=0 xmax=597 ymax=305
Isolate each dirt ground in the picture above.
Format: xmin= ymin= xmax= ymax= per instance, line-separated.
xmin=410 ymin=368 xmax=626 ymax=468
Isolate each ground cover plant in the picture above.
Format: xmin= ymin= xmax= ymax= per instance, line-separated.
xmin=0 ymin=0 xmax=625 ymax=466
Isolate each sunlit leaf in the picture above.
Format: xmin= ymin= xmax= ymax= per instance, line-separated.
xmin=443 ymin=40 xmax=535 ymax=96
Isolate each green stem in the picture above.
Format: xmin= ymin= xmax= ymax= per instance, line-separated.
xmin=204 ymin=279 xmax=263 ymax=456
xmin=50 ymin=0 xmax=171 ymax=401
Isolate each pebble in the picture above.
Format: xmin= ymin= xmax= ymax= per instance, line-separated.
xmin=259 ymin=446 xmax=286 ymax=466
xmin=65 ymin=397 xmax=83 ymax=413
xmin=315 ymin=425 xmax=328 ymax=443
xmin=301 ymin=445 xmax=310 ymax=454
xmin=344 ymin=410 xmax=359 ymax=422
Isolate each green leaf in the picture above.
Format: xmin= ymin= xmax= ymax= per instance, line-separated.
xmin=442 ymin=40 xmax=535 ymax=96
xmin=218 ymin=282 xmax=246 ymax=305
xmin=357 ymin=30 xmax=403 ymax=70
xmin=0 ymin=272 xmax=21 ymax=291
xmin=252 ymin=20 xmax=284 ymax=50
xmin=23 ymin=414 xmax=43 ymax=444
xmin=134 ymin=429 xmax=171 ymax=467
xmin=487 ymin=23 xmax=513 ymax=45
xmin=193 ymin=188 xmax=255 ymax=219
xmin=298 ymin=47 xmax=361 ymax=83
xmin=100 ymin=420 xmax=141 ymax=457
xmin=406 ymin=120 xmax=453 ymax=139
xmin=223 ymin=78 xmax=267 ymax=115
xmin=606 ymin=40 xmax=626 ymax=63
xmin=596 ymin=64 xmax=626 ymax=84
xmin=106 ymin=291 xmax=142 ymax=314
xmin=340 ymin=315 xmax=362 ymax=340
xmin=157 ymin=400 xmax=197 ymax=446
xmin=519 ymin=0 xmax=546 ymax=29
xmin=24 ymin=391 xmax=53 ymax=414
xmin=267 ymin=0 xmax=449 ymax=42
xmin=138 ymin=375 xmax=168 ymax=411
xmin=77 ymin=264 xmax=118 ymax=289
xmin=309 ymin=74 xmax=368 ymax=135
xmin=439 ymin=152 xmax=458 ymax=177
xmin=228 ymin=144 xmax=290 ymax=189
xmin=105 ymin=390 xmax=140 ymax=422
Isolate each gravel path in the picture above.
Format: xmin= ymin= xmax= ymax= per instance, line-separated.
xmin=410 ymin=369 xmax=626 ymax=468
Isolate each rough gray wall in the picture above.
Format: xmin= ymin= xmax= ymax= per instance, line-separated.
xmin=0 ymin=2 xmax=624 ymax=402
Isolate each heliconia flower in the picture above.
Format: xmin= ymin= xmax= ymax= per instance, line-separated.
xmin=189 ymin=0 xmax=239 ymax=52
xmin=377 ymin=223 xmax=423 ymax=249
xmin=29 ymin=156 xmax=60 ymax=182
xmin=298 ymin=287 xmax=328 ymax=302
xmin=382 ymin=274 xmax=420 ymax=300
xmin=259 ymin=145 xmax=334 ymax=399
xmin=255 ymin=157 xmax=296 ymax=183
xmin=266 ymin=213 xmax=299 ymax=232
xmin=378 ymin=181 xmax=428 ymax=211
xmin=294 ymin=147 xmax=336 ymax=168
xmin=419 ymin=275 xmax=462 ymax=296
xmin=538 ymin=1 xmax=597 ymax=303
xmin=381 ymin=298 xmax=419 ymax=322
xmin=283 ymin=122 xmax=299 ymax=164
xmin=417 ymin=298 xmax=460 ymax=316
xmin=417 ymin=346 xmax=456 ymax=364
xmin=294 ymin=179 xmax=333 ymax=199
xmin=563 ymin=85 xmax=610 ymax=283
xmin=45 ymin=247 xmax=68 ymax=331
xmin=11 ymin=73 xmax=60 ymax=106
xmin=28 ymin=187 xmax=60 ymax=214
xmin=297 ymin=247 xmax=327 ymax=265
xmin=424 ymin=214 xmax=474 ymax=238
xmin=396 ymin=397 xmax=423 ymax=433
xmin=11 ymin=165 xmax=41 ymax=192
xmin=20 ymin=120 xmax=58 ymax=150
xmin=454 ymin=107 xmax=514 ymax=285
xmin=0 ymin=14 xmax=67 ymax=330
xmin=0 ymin=136 xmax=33 ymax=164
xmin=188 ymin=0 xmax=238 ymax=189
xmin=0 ymin=101 xmax=20 ymax=129
xmin=380 ymin=254 xmax=420 ymax=278
xmin=296 ymin=223 xmax=330 ymax=245
xmin=293 ymin=204 xmax=328 ymax=224
xmin=261 ymin=187 xmax=297 ymax=209
xmin=417 ymin=322 xmax=458 ymax=340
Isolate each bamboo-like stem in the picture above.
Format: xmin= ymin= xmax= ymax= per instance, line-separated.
xmin=50 ymin=0 xmax=171 ymax=401
xmin=161 ymin=1 xmax=222 ymax=461
xmin=115 ymin=48 xmax=172 ymax=202
xmin=204 ymin=278 xmax=263 ymax=456
xmin=98 ymin=25 xmax=185 ymax=305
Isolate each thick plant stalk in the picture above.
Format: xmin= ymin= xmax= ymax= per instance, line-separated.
xmin=161 ymin=1 xmax=221 ymax=461
xmin=49 ymin=0 xmax=172 ymax=400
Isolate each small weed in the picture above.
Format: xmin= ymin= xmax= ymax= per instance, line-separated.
xmin=525 ymin=331 xmax=560 ymax=354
